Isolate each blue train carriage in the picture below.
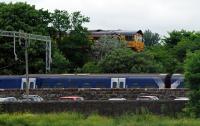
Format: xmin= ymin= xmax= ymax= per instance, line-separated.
xmin=35 ymin=75 xmax=111 ymax=88
xmin=0 ymin=74 xmax=184 ymax=89
xmin=24 ymin=74 xmax=185 ymax=89
xmin=0 ymin=76 xmax=21 ymax=89
xmin=110 ymin=74 xmax=184 ymax=88
xmin=35 ymin=74 xmax=158 ymax=89
xmin=0 ymin=75 xmax=36 ymax=89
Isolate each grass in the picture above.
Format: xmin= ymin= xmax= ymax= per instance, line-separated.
xmin=0 ymin=113 xmax=199 ymax=126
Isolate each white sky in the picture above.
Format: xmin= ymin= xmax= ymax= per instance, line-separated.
xmin=1 ymin=0 xmax=200 ymax=35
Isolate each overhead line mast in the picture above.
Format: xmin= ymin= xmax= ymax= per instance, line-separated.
xmin=0 ymin=30 xmax=52 ymax=95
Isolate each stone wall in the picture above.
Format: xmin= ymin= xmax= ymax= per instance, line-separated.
xmin=0 ymin=88 xmax=189 ymax=100
xmin=0 ymin=100 xmax=187 ymax=116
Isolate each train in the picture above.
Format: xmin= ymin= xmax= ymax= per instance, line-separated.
xmin=0 ymin=74 xmax=184 ymax=89
xmin=89 ymin=30 xmax=144 ymax=52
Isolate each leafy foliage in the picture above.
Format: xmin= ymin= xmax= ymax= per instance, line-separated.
xmin=184 ymin=51 xmax=200 ymax=117
xmin=91 ymin=36 xmax=126 ymax=61
xmin=81 ymin=62 xmax=101 ymax=73
xmin=99 ymin=48 xmax=134 ymax=73
xmin=0 ymin=2 xmax=51 ymax=74
xmin=146 ymin=45 xmax=179 ymax=73
xmin=51 ymin=9 xmax=71 ymax=41
xmin=130 ymin=52 xmax=162 ymax=73
xmin=163 ymin=30 xmax=198 ymax=47
xmin=173 ymin=38 xmax=200 ymax=62
xmin=59 ymin=28 xmax=92 ymax=72
xmin=51 ymin=47 xmax=70 ymax=73
xmin=143 ymin=29 xmax=160 ymax=46
xmin=71 ymin=11 xmax=90 ymax=31
xmin=0 ymin=2 xmax=90 ymax=74
xmin=54 ymin=11 xmax=91 ymax=72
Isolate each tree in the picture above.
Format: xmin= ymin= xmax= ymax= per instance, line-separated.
xmin=130 ymin=52 xmax=162 ymax=73
xmin=173 ymin=37 xmax=200 ymax=63
xmin=0 ymin=2 xmax=51 ymax=74
xmin=163 ymin=30 xmax=198 ymax=47
xmin=59 ymin=30 xmax=92 ymax=72
xmin=51 ymin=10 xmax=71 ymax=41
xmin=91 ymin=36 xmax=126 ymax=60
xmin=0 ymin=2 xmax=50 ymax=33
xmin=98 ymin=48 xmax=134 ymax=73
xmin=81 ymin=62 xmax=101 ymax=73
xmin=70 ymin=11 xmax=89 ymax=31
xmin=146 ymin=45 xmax=180 ymax=73
xmin=51 ymin=51 xmax=70 ymax=73
xmin=58 ymin=12 xmax=91 ymax=72
xmin=184 ymin=51 xmax=200 ymax=117
xmin=143 ymin=29 xmax=160 ymax=46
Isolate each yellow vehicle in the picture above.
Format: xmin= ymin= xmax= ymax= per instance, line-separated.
xmin=89 ymin=30 xmax=144 ymax=52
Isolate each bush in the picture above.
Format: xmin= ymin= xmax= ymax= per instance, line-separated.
xmin=98 ymin=48 xmax=134 ymax=73
xmin=130 ymin=52 xmax=163 ymax=73
xmin=51 ymin=49 xmax=70 ymax=73
xmin=184 ymin=50 xmax=200 ymax=117
xmin=82 ymin=62 xmax=101 ymax=73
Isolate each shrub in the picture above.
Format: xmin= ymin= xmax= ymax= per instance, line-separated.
xmin=184 ymin=50 xmax=200 ymax=117
xmin=98 ymin=48 xmax=134 ymax=73
xmin=82 ymin=62 xmax=101 ymax=73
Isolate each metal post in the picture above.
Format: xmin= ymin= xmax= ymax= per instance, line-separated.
xmin=25 ymin=38 xmax=29 ymax=95
xmin=45 ymin=41 xmax=48 ymax=73
xmin=13 ymin=32 xmax=18 ymax=61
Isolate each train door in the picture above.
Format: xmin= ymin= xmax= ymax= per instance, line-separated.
xmin=21 ymin=78 xmax=36 ymax=89
xmin=111 ymin=78 xmax=126 ymax=88
xmin=119 ymin=78 xmax=126 ymax=88
xmin=111 ymin=78 xmax=118 ymax=88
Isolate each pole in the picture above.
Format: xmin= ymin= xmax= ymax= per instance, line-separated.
xmin=25 ymin=38 xmax=29 ymax=95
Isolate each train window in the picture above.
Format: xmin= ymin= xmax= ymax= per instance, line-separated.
xmin=23 ymin=82 xmax=26 ymax=89
xmin=125 ymin=36 xmax=133 ymax=41
xmin=112 ymin=82 xmax=117 ymax=88
xmin=138 ymin=36 xmax=143 ymax=42
xmin=119 ymin=82 xmax=124 ymax=88
xmin=134 ymin=35 xmax=139 ymax=41
xmin=30 ymin=82 xmax=34 ymax=89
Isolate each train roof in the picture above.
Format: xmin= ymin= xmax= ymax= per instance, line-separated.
xmin=89 ymin=30 xmax=143 ymax=36
xmin=0 ymin=74 xmax=183 ymax=78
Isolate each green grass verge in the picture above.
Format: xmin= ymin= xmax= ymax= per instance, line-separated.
xmin=0 ymin=113 xmax=200 ymax=126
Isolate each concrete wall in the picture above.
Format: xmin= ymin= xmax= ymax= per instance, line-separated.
xmin=0 ymin=88 xmax=189 ymax=100
xmin=0 ymin=100 xmax=186 ymax=116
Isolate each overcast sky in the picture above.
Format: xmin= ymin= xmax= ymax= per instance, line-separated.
xmin=1 ymin=0 xmax=200 ymax=36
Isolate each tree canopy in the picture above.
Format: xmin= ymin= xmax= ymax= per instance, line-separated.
xmin=143 ymin=29 xmax=160 ymax=46
xmin=0 ymin=2 xmax=51 ymax=74
xmin=184 ymin=51 xmax=200 ymax=117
